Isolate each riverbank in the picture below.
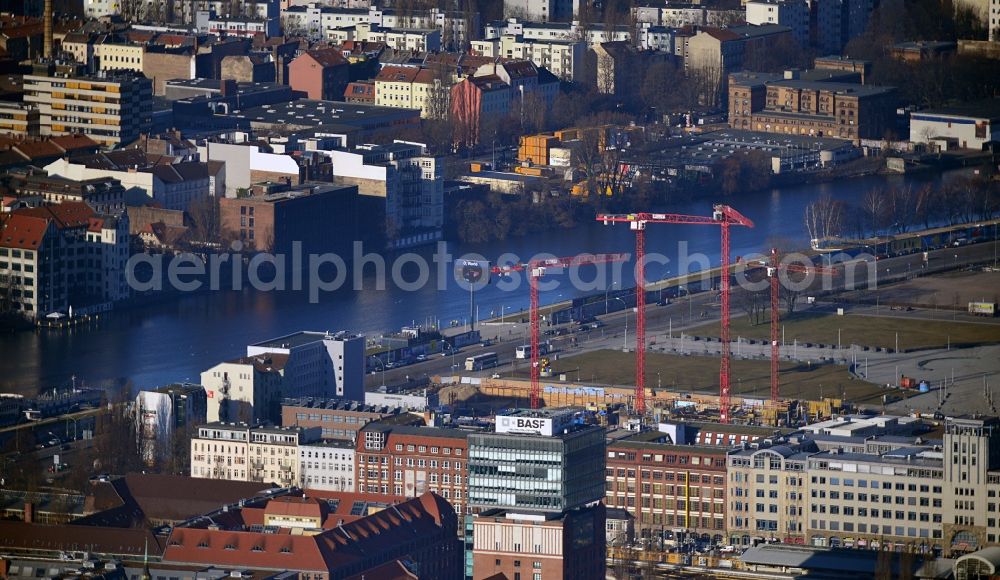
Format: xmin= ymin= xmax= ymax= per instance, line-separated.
xmin=0 ymin=167 xmax=979 ymax=394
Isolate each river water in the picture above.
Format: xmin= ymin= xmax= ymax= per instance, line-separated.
xmin=0 ymin=169 xmax=973 ymax=394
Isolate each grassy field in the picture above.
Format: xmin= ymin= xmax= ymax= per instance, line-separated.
xmin=534 ymin=349 xmax=890 ymax=405
xmin=686 ymin=311 xmax=1000 ymax=351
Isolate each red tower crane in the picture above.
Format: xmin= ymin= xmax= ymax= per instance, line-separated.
xmin=597 ymin=205 xmax=754 ymax=421
xmin=761 ymin=249 xmax=838 ymax=403
xmin=491 ymin=253 xmax=629 ymax=410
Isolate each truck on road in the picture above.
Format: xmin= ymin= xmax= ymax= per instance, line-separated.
xmin=969 ymin=302 xmax=997 ymax=317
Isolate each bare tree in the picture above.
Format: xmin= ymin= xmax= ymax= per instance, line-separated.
xmin=424 ymin=65 xmax=453 ymax=122
xmin=803 ymin=194 xmax=845 ymax=244
xmin=575 ymin=126 xmax=637 ymax=199
xmin=186 ymin=196 xmax=222 ymax=244
xmin=735 ymin=284 xmax=769 ymax=326
xmin=913 ymin=184 xmax=937 ymax=229
xmin=93 ymin=382 xmax=144 ymax=476
xmin=119 ymin=0 xmax=146 ymax=23
xmin=886 ymin=186 xmax=916 ymax=233
xmin=862 ymin=188 xmax=889 ymax=236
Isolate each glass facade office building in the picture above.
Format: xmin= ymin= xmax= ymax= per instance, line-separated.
xmin=468 ymin=424 xmax=605 ymax=513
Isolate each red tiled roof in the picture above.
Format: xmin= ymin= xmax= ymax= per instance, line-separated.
xmin=0 ymin=521 xmax=163 ymax=557
xmin=375 ymin=65 xmax=421 ymax=83
xmin=162 ymin=493 xmax=455 ymax=574
xmin=346 ymin=560 xmax=418 ymax=580
xmin=702 ymin=27 xmax=740 ymax=41
xmin=264 ymin=496 xmax=323 ymax=519
xmin=344 ymin=81 xmax=375 ymax=100
xmin=12 ymin=140 xmax=63 ymax=160
xmin=298 ymin=47 xmax=348 ymax=68
xmin=0 ymin=213 xmax=50 ymax=250
xmin=49 ymin=134 xmax=101 ymax=153
xmin=16 ymin=201 xmax=94 ymax=230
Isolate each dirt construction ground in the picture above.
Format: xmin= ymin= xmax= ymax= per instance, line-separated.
xmin=844 ymin=269 xmax=1000 ymax=308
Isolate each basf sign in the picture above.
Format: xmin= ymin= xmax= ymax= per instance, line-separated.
xmin=497 ymin=415 xmax=555 ymax=436
xmin=495 ymin=410 xmax=575 ymax=436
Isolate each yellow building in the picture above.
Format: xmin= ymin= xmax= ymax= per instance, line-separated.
xmin=23 ymin=69 xmax=152 ymax=148
xmin=374 ymin=65 xmax=451 ymax=119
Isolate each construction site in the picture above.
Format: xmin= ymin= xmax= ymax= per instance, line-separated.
xmin=428 ymin=210 xmax=1000 ymax=428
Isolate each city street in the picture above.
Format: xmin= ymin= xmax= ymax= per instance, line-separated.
xmin=365 ymin=240 xmax=1000 ymax=391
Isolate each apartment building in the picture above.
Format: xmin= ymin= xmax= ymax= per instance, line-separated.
xmin=371 ymin=6 xmax=480 ymax=50
xmin=82 ymin=213 xmax=130 ymax=305
xmin=198 ymin=0 xmax=278 ymax=21
xmin=374 ymin=65 xmax=451 ymax=119
xmin=190 ymin=422 xmax=321 ymax=488
xmin=503 ymin=0 xmax=580 ymax=22
xmin=195 ymin=10 xmax=280 ymax=38
xmin=450 ymin=61 xmax=558 ymax=147
xmin=61 ymin=35 xmax=145 ymax=74
xmin=0 ymin=102 xmax=39 ymax=137
xmin=23 ymin=70 xmax=152 ymax=149
xmin=44 ymin=152 xmax=210 ymax=212
xmin=299 ymin=439 xmax=356 ymax=492
xmin=281 ymin=4 xmax=477 ymax=49
xmin=247 ymin=331 xmax=366 ymax=401
xmin=11 ymin=173 xmax=125 ymax=215
xmin=281 ymin=4 xmax=369 ymax=37
xmin=0 ymin=202 xmax=129 ymax=318
xmin=355 ymin=422 xmax=470 ymax=515
xmin=746 ymin=0 xmax=809 ymax=48
xmin=281 ymin=397 xmax=417 ymax=440
xmin=992 ymin=0 xmax=999 ymax=41
xmin=471 ymin=34 xmax=584 ymax=82
xmin=201 ymin=354 xmax=286 ymax=424
xmin=0 ymin=214 xmax=58 ymax=317
xmin=484 ymin=18 xmax=630 ymax=46
xmin=326 ymin=141 xmax=444 ymax=249
xmin=287 ymin=47 xmax=350 ymax=101
xmin=685 ymin=24 xmax=792 ymax=106
xmin=606 ymin=434 xmax=729 ymax=541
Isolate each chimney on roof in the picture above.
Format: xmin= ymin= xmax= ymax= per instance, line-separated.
xmin=42 ymin=0 xmax=54 ymax=59
xmin=221 ymin=79 xmax=237 ymax=97
xmin=24 ymin=501 xmax=34 ymax=523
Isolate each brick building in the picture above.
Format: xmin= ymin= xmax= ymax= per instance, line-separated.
xmin=605 ymin=432 xmax=729 ymax=542
xmin=356 ymin=423 xmax=470 ymax=516
xmin=218 ymin=182 xmax=358 ymax=256
xmin=281 ymin=396 xmax=422 ymax=440
xmin=288 ymin=48 xmax=350 ymax=101
xmin=161 ymin=492 xmax=464 ymax=579
xmin=729 ymin=69 xmax=897 ymax=140
xmin=471 ymin=506 xmax=606 ymax=580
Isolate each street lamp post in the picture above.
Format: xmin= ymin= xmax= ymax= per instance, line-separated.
xmin=372 ymin=356 xmax=387 ymax=387
xmin=605 ymin=282 xmax=617 ymax=315
xmin=614 ymin=297 xmax=628 ymax=351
